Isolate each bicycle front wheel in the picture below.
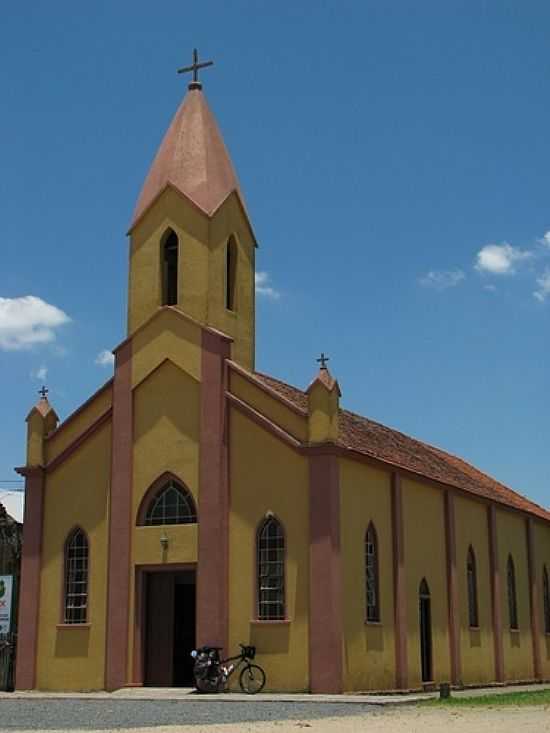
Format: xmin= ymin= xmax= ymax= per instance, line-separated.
xmin=239 ymin=664 xmax=266 ymax=694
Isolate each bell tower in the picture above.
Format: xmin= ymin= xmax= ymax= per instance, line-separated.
xmin=127 ymin=52 xmax=256 ymax=370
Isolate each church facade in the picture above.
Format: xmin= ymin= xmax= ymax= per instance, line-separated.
xmin=15 ymin=72 xmax=550 ymax=694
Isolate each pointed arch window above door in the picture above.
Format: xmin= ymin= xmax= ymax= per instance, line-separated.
xmin=144 ymin=479 xmax=197 ymax=526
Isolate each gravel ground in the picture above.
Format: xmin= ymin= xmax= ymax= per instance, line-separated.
xmin=0 ymin=699 xmax=376 ymax=730
xmin=2 ymin=698 xmax=550 ymax=733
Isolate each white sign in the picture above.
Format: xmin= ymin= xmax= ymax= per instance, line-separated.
xmin=0 ymin=576 xmax=13 ymax=634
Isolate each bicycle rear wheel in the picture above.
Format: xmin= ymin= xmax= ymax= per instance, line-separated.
xmin=239 ymin=664 xmax=266 ymax=694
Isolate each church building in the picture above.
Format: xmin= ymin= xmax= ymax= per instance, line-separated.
xmin=15 ymin=58 xmax=550 ymax=693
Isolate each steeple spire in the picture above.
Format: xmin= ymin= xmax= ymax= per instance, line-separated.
xmin=130 ymin=71 xmax=250 ymax=232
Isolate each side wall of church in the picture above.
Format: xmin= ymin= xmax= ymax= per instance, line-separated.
xmin=228 ymin=408 xmax=310 ymax=692
xmin=402 ymin=479 xmax=451 ymax=688
xmin=534 ymin=521 xmax=550 ymax=677
xmin=36 ymin=423 xmax=111 ymax=690
xmin=497 ymin=509 xmax=534 ymax=680
xmin=340 ymin=459 xmax=395 ymax=691
xmin=454 ymin=494 xmax=495 ymax=684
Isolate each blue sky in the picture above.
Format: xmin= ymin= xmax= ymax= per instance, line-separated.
xmin=1 ymin=1 xmax=549 ymax=520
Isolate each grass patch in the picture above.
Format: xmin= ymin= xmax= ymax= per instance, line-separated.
xmin=422 ymin=689 xmax=550 ymax=707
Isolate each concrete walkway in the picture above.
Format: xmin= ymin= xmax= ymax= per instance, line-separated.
xmin=2 ymin=681 xmax=550 ymax=705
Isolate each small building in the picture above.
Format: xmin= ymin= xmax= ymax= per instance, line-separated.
xmin=14 ymin=61 xmax=550 ymax=693
xmin=0 ymin=502 xmax=22 ymax=691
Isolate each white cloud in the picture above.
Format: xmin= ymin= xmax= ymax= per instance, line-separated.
xmin=484 ymin=284 xmax=497 ymax=293
xmin=534 ymin=269 xmax=550 ymax=302
xmin=95 ymin=349 xmax=115 ymax=367
xmin=0 ymin=296 xmax=70 ymax=351
xmin=30 ymin=365 xmax=48 ymax=381
xmin=537 ymin=231 xmax=550 ymax=249
xmin=475 ymin=243 xmax=532 ymax=275
xmin=419 ymin=269 xmax=465 ymax=290
xmin=0 ymin=491 xmax=24 ymax=523
xmin=255 ymin=272 xmax=280 ymax=299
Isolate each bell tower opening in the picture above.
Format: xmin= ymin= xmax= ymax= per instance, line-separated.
xmin=226 ymin=235 xmax=237 ymax=311
xmin=162 ymin=229 xmax=179 ymax=306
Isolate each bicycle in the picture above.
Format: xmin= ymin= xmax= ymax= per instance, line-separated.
xmin=192 ymin=644 xmax=266 ymax=694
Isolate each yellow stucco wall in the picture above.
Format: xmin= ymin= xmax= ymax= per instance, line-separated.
xmin=228 ymin=408 xmax=310 ymax=692
xmin=208 ymin=193 xmax=255 ymax=370
xmin=496 ymin=508 xmax=533 ymax=681
xmin=402 ymin=479 xmax=451 ymax=687
xmin=229 ymin=370 xmax=308 ymax=442
xmin=454 ymin=494 xmax=495 ymax=684
xmin=307 ymin=382 xmax=339 ymax=443
xmin=45 ymin=384 xmax=112 ymax=464
xmin=534 ymin=520 xmax=550 ymax=677
xmin=128 ymin=188 xmax=209 ymax=334
xmin=340 ymin=459 xmax=395 ymax=691
xmin=128 ymin=188 xmax=254 ymax=370
xmin=128 ymin=358 xmax=201 ymax=678
xmin=36 ymin=423 xmax=111 ymax=691
xmin=131 ymin=308 xmax=202 ymax=388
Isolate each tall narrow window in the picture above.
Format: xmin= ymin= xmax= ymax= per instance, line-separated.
xmin=257 ymin=516 xmax=285 ymax=620
xmin=366 ymin=523 xmax=380 ymax=622
xmin=467 ymin=546 xmax=479 ymax=628
xmin=162 ymin=229 xmax=179 ymax=306
xmin=507 ymin=554 xmax=518 ymax=630
xmin=64 ymin=528 xmax=89 ymax=624
xmin=543 ymin=565 xmax=550 ymax=634
xmin=226 ymin=235 xmax=237 ymax=311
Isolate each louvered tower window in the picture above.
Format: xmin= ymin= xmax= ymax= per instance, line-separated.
xmin=162 ymin=229 xmax=179 ymax=306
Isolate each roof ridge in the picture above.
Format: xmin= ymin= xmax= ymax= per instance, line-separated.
xmin=252 ymin=370 xmax=549 ymax=521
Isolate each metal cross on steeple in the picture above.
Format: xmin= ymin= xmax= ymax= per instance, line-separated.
xmin=177 ymin=48 xmax=214 ymax=89
xmin=317 ymin=353 xmax=330 ymax=370
xmin=38 ymin=386 xmax=49 ymax=399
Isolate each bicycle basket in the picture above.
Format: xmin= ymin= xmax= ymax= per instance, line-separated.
xmin=242 ymin=645 xmax=256 ymax=659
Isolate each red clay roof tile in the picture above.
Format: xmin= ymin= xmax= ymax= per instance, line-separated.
xmin=254 ymin=371 xmax=550 ymax=522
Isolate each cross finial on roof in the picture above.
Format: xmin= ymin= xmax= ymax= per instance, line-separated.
xmin=317 ymin=353 xmax=330 ymax=370
xmin=177 ymin=48 xmax=214 ymax=90
xmin=38 ymin=385 xmax=48 ymax=399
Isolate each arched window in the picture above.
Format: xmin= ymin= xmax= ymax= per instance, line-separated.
xmin=162 ymin=229 xmax=179 ymax=306
xmin=64 ymin=528 xmax=89 ymax=624
xmin=507 ymin=555 xmax=518 ymax=630
xmin=467 ymin=546 xmax=479 ymax=628
xmin=257 ymin=516 xmax=285 ymax=620
xmin=226 ymin=235 xmax=237 ymax=311
xmin=144 ymin=479 xmax=197 ymax=526
xmin=365 ymin=522 xmax=380 ymax=622
xmin=543 ymin=565 xmax=550 ymax=634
